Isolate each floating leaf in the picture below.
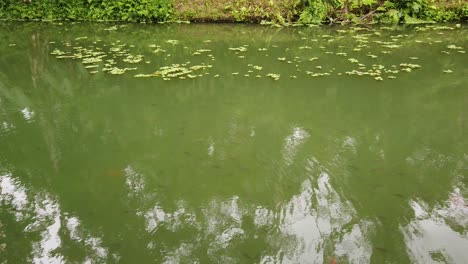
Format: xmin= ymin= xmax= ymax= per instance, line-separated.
xmin=152 ymin=48 xmax=166 ymax=54
xmin=229 ymin=46 xmax=247 ymax=52
xmin=266 ymin=73 xmax=280 ymax=80
xmin=82 ymin=57 xmax=102 ymax=64
xmin=400 ymin=63 xmax=421 ymax=69
xmin=166 ymin=39 xmax=179 ymax=45
xmin=447 ymin=44 xmax=462 ymax=50
xmin=104 ymin=26 xmax=118 ymax=31
xmin=123 ymin=55 xmax=143 ymax=64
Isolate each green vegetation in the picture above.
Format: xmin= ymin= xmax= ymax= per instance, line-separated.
xmin=297 ymin=0 xmax=468 ymax=24
xmin=44 ymin=23 xmax=464 ymax=81
xmin=0 ymin=0 xmax=172 ymax=22
xmin=174 ymin=0 xmax=300 ymax=23
xmin=0 ymin=0 xmax=466 ymax=23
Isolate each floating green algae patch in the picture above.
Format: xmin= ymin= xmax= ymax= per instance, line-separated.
xmin=45 ymin=23 xmax=466 ymax=83
xmin=134 ymin=63 xmax=212 ymax=79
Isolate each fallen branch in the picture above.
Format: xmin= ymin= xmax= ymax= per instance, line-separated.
xmin=359 ymin=0 xmax=385 ymax=22
xmin=359 ymin=8 xmax=378 ymax=21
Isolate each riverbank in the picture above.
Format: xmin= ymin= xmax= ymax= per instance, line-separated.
xmin=0 ymin=0 xmax=467 ymax=24
xmin=175 ymin=0 xmax=468 ymax=24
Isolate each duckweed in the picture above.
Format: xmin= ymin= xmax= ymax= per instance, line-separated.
xmin=166 ymin=40 xmax=179 ymax=45
xmin=266 ymin=73 xmax=280 ymax=80
xmin=47 ymin=24 xmax=465 ymax=84
xmin=228 ymin=47 xmax=247 ymax=52
xmin=123 ymin=55 xmax=143 ymax=64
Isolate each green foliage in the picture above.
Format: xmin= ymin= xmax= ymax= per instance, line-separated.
xmin=87 ymin=0 xmax=172 ymax=22
xmin=298 ymin=0 xmax=330 ymax=23
xmin=231 ymin=6 xmax=250 ymax=22
xmin=0 ymin=0 xmax=172 ymax=22
xmin=298 ymin=0 xmax=381 ymax=23
xmin=391 ymin=0 xmax=429 ymax=21
xmin=298 ymin=0 xmax=467 ymax=23
xmin=423 ymin=3 xmax=468 ymax=22
xmin=377 ymin=8 xmax=401 ymax=23
xmin=349 ymin=0 xmax=378 ymax=9
xmin=381 ymin=0 xmax=468 ymax=23
xmin=0 ymin=0 xmax=85 ymax=20
xmin=0 ymin=0 xmax=465 ymax=23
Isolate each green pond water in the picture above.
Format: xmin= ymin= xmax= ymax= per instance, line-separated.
xmin=0 ymin=22 xmax=467 ymax=264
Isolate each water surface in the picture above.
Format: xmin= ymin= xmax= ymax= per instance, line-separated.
xmin=0 ymin=22 xmax=467 ymax=263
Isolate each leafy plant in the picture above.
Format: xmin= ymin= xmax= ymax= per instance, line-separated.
xmin=298 ymin=0 xmax=331 ymax=23
xmin=0 ymin=0 xmax=466 ymax=23
xmin=0 ymin=0 xmax=172 ymax=22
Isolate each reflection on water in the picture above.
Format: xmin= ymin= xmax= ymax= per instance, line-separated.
xmin=282 ymin=127 xmax=310 ymax=166
xmin=402 ymin=188 xmax=468 ymax=264
xmin=0 ymin=22 xmax=467 ymax=263
xmin=1 ymin=173 xmax=110 ymax=263
xmin=3 ymin=166 xmax=466 ymax=263
xmin=2 ymin=170 xmax=374 ymax=263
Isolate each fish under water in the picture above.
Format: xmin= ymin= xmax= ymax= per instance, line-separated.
xmin=104 ymin=168 xmax=124 ymax=178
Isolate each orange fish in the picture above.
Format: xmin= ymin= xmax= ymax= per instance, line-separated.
xmin=105 ymin=168 xmax=124 ymax=178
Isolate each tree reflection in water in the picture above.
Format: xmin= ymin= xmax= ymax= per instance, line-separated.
xmin=1 ymin=173 xmax=111 ymax=263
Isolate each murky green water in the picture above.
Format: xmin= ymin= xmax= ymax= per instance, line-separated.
xmin=0 ymin=22 xmax=467 ymax=264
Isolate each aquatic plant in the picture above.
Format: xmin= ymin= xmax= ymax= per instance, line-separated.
xmin=228 ymin=46 xmax=248 ymax=52
xmin=123 ymin=55 xmax=144 ymax=64
xmin=45 ymin=23 xmax=464 ymax=84
xmin=266 ymin=73 xmax=280 ymax=80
